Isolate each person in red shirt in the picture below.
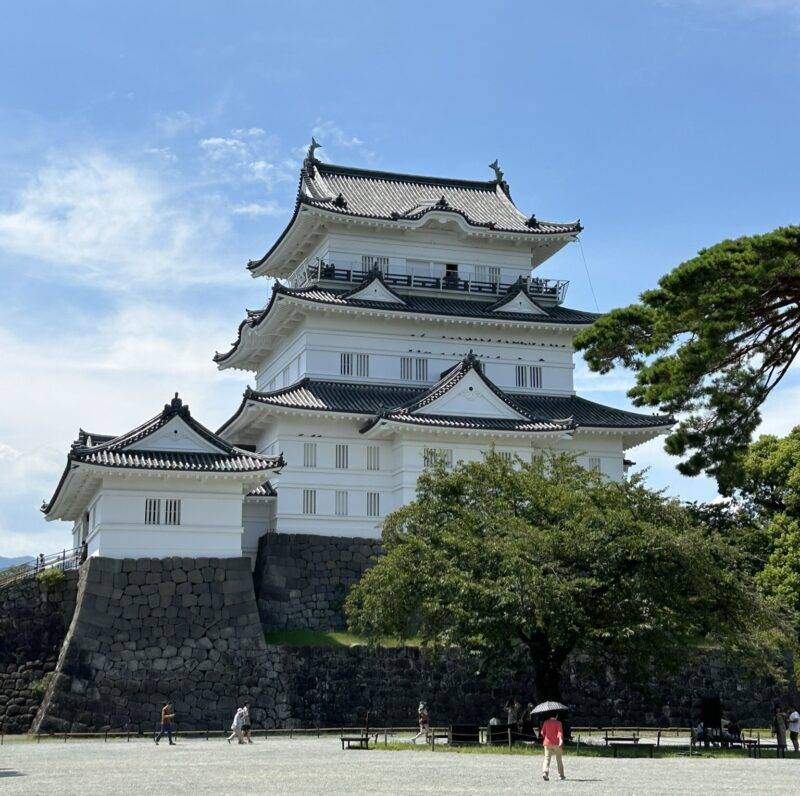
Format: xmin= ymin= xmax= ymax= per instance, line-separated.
xmin=540 ymin=714 xmax=565 ymax=781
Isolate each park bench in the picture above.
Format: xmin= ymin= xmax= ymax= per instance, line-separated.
xmin=340 ymin=731 xmax=372 ymax=750
xmin=428 ymin=728 xmax=450 ymax=747
xmin=604 ymin=730 xmax=639 ymax=746
xmin=608 ymin=740 xmax=655 ymax=758
xmin=744 ymin=738 xmax=786 ymax=759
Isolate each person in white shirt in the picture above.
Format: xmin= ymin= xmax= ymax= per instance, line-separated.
xmin=227 ymin=706 xmax=245 ymax=745
xmin=788 ymin=706 xmax=800 ymax=752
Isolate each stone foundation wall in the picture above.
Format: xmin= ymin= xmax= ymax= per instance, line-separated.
xmin=0 ymin=571 xmax=78 ymax=733
xmin=260 ymin=646 xmax=793 ymax=729
xmin=254 ymin=533 xmax=382 ymax=631
xmin=32 ymin=556 xmax=271 ymax=733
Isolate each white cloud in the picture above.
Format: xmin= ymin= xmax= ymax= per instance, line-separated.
xmin=0 ymin=153 xmax=234 ymax=290
xmin=199 ymin=136 xmax=249 ymax=161
xmin=232 ymin=201 xmax=284 ymax=217
xmin=311 ymin=120 xmax=364 ymax=148
xmin=155 ymin=110 xmax=203 ymax=137
xmin=232 ymin=127 xmax=265 ymax=138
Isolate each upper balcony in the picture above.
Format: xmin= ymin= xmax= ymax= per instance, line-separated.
xmin=286 ymin=259 xmax=569 ymax=305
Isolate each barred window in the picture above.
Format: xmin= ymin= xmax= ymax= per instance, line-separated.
xmin=303 ymin=442 xmax=317 ymax=468
xmin=423 ymin=448 xmax=453 ymax=468
xmin=144 ymin=498 xmax=161 ymax=525
xmin=515 ymin=365 xmax=542 ymax=389
xmin=355 ymin=353 xmax=369 ymax=377
xmin=498 ymin=451 xmax=513 ymax=463
xmin=165 ymin=499 xmax=181 ymax=526
xmin=585 ymin=456 xmax=601 ymax=473
xmin=302 ymin=489 xmax=316 ymax=515
xmin=531 ymin=448 xmax=544 ymax=465
xmin=335 ymin=490 xmax=348 ymax=517
xmin=366 ymin=491 xmax=380 ymax=517
xmin=362 ymin=254 xmax=389 ymax=272
xmin=401 ymin=356 xmax=427 ymax=382
xmin=340 ymin=352 xmax=353 ymax=376
xmin=335 ymin=444 xmax=349 ymax=469
xmin=366 ymin=446 xmax=380 ymax=471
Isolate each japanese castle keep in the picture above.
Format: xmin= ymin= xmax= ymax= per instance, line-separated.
xmin=45 ymin=142 xmax=672 ymax=561
xmin=14 ymin=144 xmax=789 ymax=737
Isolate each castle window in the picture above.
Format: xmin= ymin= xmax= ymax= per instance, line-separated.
xmin=335 ymin=444 xmax=349 ymax=469
xmin=401 ymin=357 xmax=428 ymax=382
xmin=335 ymin=490 xmax=348 ymax=516
xmin=423 ymin=448 xmax=453 ymax=468
xmin=366 ymin=446 xmax=380 ymax=471
xmin=302 ymin=489 xmax=316 ymax=515
xmin=515 ymin=365 xmax=542 ymax=389
xmin=531 ymin=448 xmax=544 ymax=465
xmin=362 ymin=254 xmax=389 ymax=273
xmin=355 ymin=353 xmax=369 ymax=377
xmin=303 ymin=442 xmax=317 ymax=468
xmin=585 ymin=457 xmax=601 ymax=473
xmin=144 ymin=498 xmax=161 ymax=525
xmin=340 ymin=353 xmax=352 ymax=376
xmin=366 ymin=492 xmax=380 ymax=517
xmin=165 ymin=499 xmax=181 ymax=526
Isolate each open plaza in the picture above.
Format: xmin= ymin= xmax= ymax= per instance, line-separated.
xmin=1 ymin=735 xmax=798 ymax=794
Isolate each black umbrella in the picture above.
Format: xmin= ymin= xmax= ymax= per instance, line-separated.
xmin=530 ymin=701 xmax=570 ymax=715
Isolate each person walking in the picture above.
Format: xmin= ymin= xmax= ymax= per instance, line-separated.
xmin=788 ymin=705 xmax=800 ymax=752
xmin=154 ymin=702 xmax=176 ymax=745
xmin=228 ymin=706 xmax=245 ymax=744
xmin=540 ymin=713 xmax=565 ymax=782
xmin=773 ymin=704 xmax=788 ymax=751
xmin=241 ymin=703 xmax=253 ymax=744
xmin=411 ymin=702 xmax=429 ymax=744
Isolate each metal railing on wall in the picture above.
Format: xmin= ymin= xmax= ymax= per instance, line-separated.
xmin=0 ymin=547 xmax=83 ymax=591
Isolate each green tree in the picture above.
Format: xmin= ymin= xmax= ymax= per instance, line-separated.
xmin=732 ymin=427 xmax=800 ymax=616
xmin=346 ymin=453 xmax=779 ymax=700
xmin=574 ymin=226 xmax=800 ymax=489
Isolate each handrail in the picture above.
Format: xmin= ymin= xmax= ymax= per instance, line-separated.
xmin=0 ymin=546 xmax=83 ymax=590
xmin=288 ymin=259 xmax=569 ymax=303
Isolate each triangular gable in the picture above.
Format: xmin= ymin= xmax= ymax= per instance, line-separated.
xmin=412 ymin=368 xmax=529 ymax=419
xmin=345 ymin=276 xmax=406 ymax=305
xmin=491 ymin=290 xmax=547 ymax=316
xmin=125 ymin=414 xmax=230 ymax=454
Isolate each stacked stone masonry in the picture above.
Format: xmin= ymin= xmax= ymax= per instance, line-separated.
xmin=0 ymin=541 xmax=795 ymax=733
xmin=0 ymin=571 xmax=78 ymax=733
xmin=32 ymin=556 xmax=270 ymax=733
xmin=254 ymin=532 xmax=382 ymax=631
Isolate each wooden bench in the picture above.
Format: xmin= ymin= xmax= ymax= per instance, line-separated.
xmin=745 ymin=739 xmax=786 ymax=759
xmin=341 ymin=732 xmax=371 ymax=750
xmin=604 ymin=731 xmax=639 ymax=746
xmin=428 ymin=730 xmax=450 ymax=747
xmin=609 ymin=741 xmax=655 ymax=758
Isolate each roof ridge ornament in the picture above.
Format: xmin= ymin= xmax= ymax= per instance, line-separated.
xmin=489 ymin=159 xmax=511 ymax=198
xmin=164 ymin=392 xmax=190 ymax=418
xmin=303 ymin=137 xmax=322 ymax=174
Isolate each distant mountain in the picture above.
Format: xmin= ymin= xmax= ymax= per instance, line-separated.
xmin=0 ymin=555 xmax=34 ymax=571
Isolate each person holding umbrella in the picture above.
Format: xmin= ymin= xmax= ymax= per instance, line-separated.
xmin=531 ymin=701 xmax=569 ymax=782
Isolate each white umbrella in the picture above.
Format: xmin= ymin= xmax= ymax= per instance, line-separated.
xmin=530 ymin=701 xmax=569 ymax=715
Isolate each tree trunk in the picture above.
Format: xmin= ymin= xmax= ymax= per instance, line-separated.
xmin=529 ymin=650 xmax=566 ymax=702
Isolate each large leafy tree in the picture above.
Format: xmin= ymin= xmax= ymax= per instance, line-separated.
xmin=346 ymin=453 xmax=778 ymax=700
xmin=574 ymin=226 xmax=800 ymax=489
xmin=732 ymin=428 xmax=800 ymax=617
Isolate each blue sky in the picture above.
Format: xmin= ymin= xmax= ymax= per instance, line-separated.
xmin=1 ymin=0 xmax=799 ymax=555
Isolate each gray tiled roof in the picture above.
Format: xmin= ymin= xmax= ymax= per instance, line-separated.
xmin=247 ymin=481 xmax=277 ymax=498
xmin=229 ymin=377 xmax=672 ymax=432
xmin=44 ymin=395 xmax=284 ymax=516
xmin=247 ymin=160 xmax=582 ymax=272
xmin=72 ymin=448 xmax=277 ymax=473
xmin=214 ymin=283 xmax=598 ymax=365
xmin=299 ymin=162 xmax=582 ymax=235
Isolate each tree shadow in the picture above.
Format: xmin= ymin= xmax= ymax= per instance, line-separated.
xmin=0 ymin=770 xmax=25 ymax=778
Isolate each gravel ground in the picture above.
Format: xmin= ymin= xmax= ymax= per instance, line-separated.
xmin=0 ymin=736 xmax=797 ymax=794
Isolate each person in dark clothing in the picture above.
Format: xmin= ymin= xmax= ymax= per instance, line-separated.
xmin=155 ymin=702 xmax=176 ymax=745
